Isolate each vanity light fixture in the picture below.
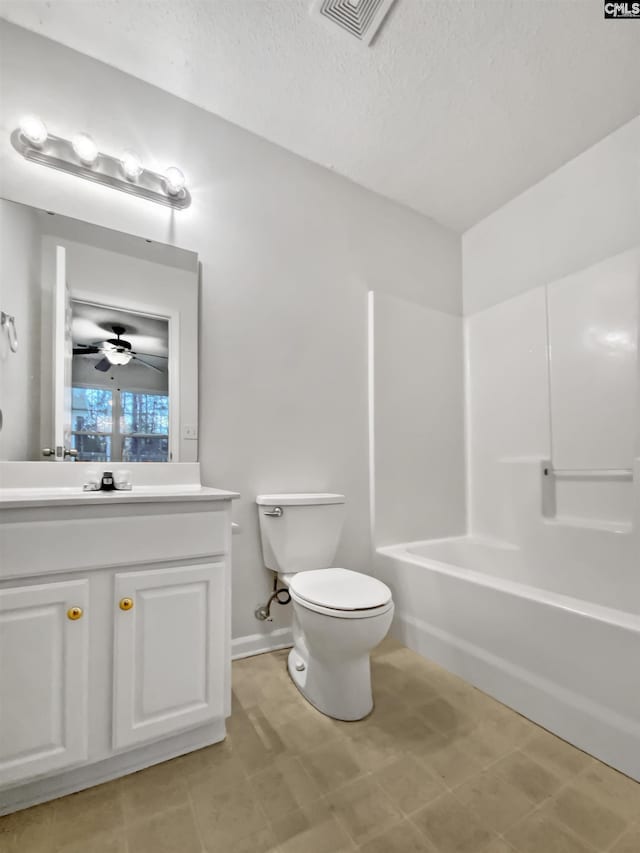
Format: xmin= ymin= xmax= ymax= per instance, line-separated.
xmin=12 ymin=116 xmax=191 ymax=210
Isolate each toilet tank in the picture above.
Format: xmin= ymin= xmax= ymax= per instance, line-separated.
xmin=256 ymin=493 xmax=346 ymax=574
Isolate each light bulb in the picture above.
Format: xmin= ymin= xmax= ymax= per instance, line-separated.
xmin=105 ymin=350 xmax=132 ymax=366
xmin=19 ymin=115 xmax=48 ymax=147
xmin=120 ymin=149 xmax=143 ymax=181
xmin=164 ymin=166 xmax=186 ymax=196
xmin=72 ymin=132 xmax=99 ymax=166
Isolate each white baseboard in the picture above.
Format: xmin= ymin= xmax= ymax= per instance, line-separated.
xmin=232 ymin=627 xmax=293 ymax=660
xmin=391 ymin=611 xmax=640 ymax=782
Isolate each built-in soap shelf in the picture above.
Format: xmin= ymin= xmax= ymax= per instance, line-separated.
xmin=544 ymin=515 xmax=632 ymax=535
xmin=541 ymin=459 xmax=635 ymax=532
xmin=542 ymin=466 xmax=633 ymax=481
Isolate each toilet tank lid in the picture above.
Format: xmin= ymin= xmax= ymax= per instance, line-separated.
xmin=256 ymin=493 xmax=345 ymax=506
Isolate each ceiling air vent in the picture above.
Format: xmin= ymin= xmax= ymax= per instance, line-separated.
xmin=311 ymin=0 xmax=396 ymax=46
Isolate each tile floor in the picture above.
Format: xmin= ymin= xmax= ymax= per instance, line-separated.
xmin=1 ymin=638 xmax=639 ymax=852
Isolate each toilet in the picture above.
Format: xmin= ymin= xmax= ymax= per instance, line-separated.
xmin=256 ymin=493 xmax=394 ymax=721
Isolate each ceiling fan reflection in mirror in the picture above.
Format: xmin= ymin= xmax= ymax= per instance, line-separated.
xmin=73 ymin=325 xmax=167 ymax=373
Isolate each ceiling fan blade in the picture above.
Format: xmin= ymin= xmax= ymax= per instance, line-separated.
xmin=130 ymin=351 xmax=169 ymax=359
xmin=73 ymin=345 xmax=101 ymax=355
xmin=132 ymin=355 xmax=164 ymax=373
xmin=94 ymin=357 xmax=112 ymax=372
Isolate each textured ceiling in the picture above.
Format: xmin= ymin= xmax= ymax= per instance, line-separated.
xmin=2 ymin=0 xmax=639 ymax=231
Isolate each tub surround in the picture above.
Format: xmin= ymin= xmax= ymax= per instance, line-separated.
xmin=446 ymin=128 xmax=640 ymax=781
xmin=376 ymin=456 xmax=640 ymax=781
xmin=0 ymin=462 xmax=238 ymax=814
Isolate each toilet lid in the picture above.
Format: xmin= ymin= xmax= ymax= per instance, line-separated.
xmin=289 ymin=568 xmax=392 ymax=611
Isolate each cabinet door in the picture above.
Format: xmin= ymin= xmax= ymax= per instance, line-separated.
xmin=0 ymin=580 xmax=89 ymax=786
xmin=113 ymin=562 xmax=224 ymax=750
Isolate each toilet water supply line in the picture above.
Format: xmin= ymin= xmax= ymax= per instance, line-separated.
xmin=255 ymin=573 xmax=291 ymax=621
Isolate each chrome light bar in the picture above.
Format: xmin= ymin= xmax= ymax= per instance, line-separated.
xmin=11 ymin=121 xmax=191 ymax=210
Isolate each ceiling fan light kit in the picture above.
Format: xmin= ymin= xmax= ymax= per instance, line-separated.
xmin=12 ymin=116 xmax=191 ymax=209
xmin=73 ymin=324 xmax=167 ymax=373
xmin=105 ymin=348 xmax=133 ymax=366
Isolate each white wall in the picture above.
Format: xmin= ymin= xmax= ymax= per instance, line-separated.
xmin=464 ymin=118 xmax=640 ymax=538
xmin=371 ymin=291 xmax=465 ymax=545
xmin=0 ymin=22 xmax=462 ymax=644
xmin=0 ymin=199 xmax=41 ymax=461
xmin=464 ymin=116 xmax=640 ymax=315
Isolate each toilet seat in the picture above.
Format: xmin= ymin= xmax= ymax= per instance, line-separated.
xmin=289 ymin=568 xmax=392 ymax=619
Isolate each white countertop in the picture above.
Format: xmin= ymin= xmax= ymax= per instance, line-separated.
xmin=0 ymin=485 xmax=240 ymax=509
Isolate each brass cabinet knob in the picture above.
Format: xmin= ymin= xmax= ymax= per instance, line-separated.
xmin=67 ymin=606 xmax=83 ymax=620
xmin=119 ymin=597 xmax=134 ymax=611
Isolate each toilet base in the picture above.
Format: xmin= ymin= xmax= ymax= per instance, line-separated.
xmin=287 ymin=645 xmax=374 ymax=722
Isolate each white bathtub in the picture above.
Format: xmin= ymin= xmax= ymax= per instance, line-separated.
xmin=376 ymin=535 xmax=640 ymax=780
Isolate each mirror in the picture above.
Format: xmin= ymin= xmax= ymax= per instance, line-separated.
xmin=0 ymin=198 xmax=198 ymax=463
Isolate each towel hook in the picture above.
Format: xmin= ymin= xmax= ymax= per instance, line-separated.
xmin=0 ymin=312 xmax=18 ymax=353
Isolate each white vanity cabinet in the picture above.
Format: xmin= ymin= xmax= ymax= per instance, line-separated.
xmin=0 ymin=579 xmax=90 ymax=785
xmin=0 ymin=482 xmax=238 ymax=815
xmin=112 ymin=561 xmax=224 ymax=750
